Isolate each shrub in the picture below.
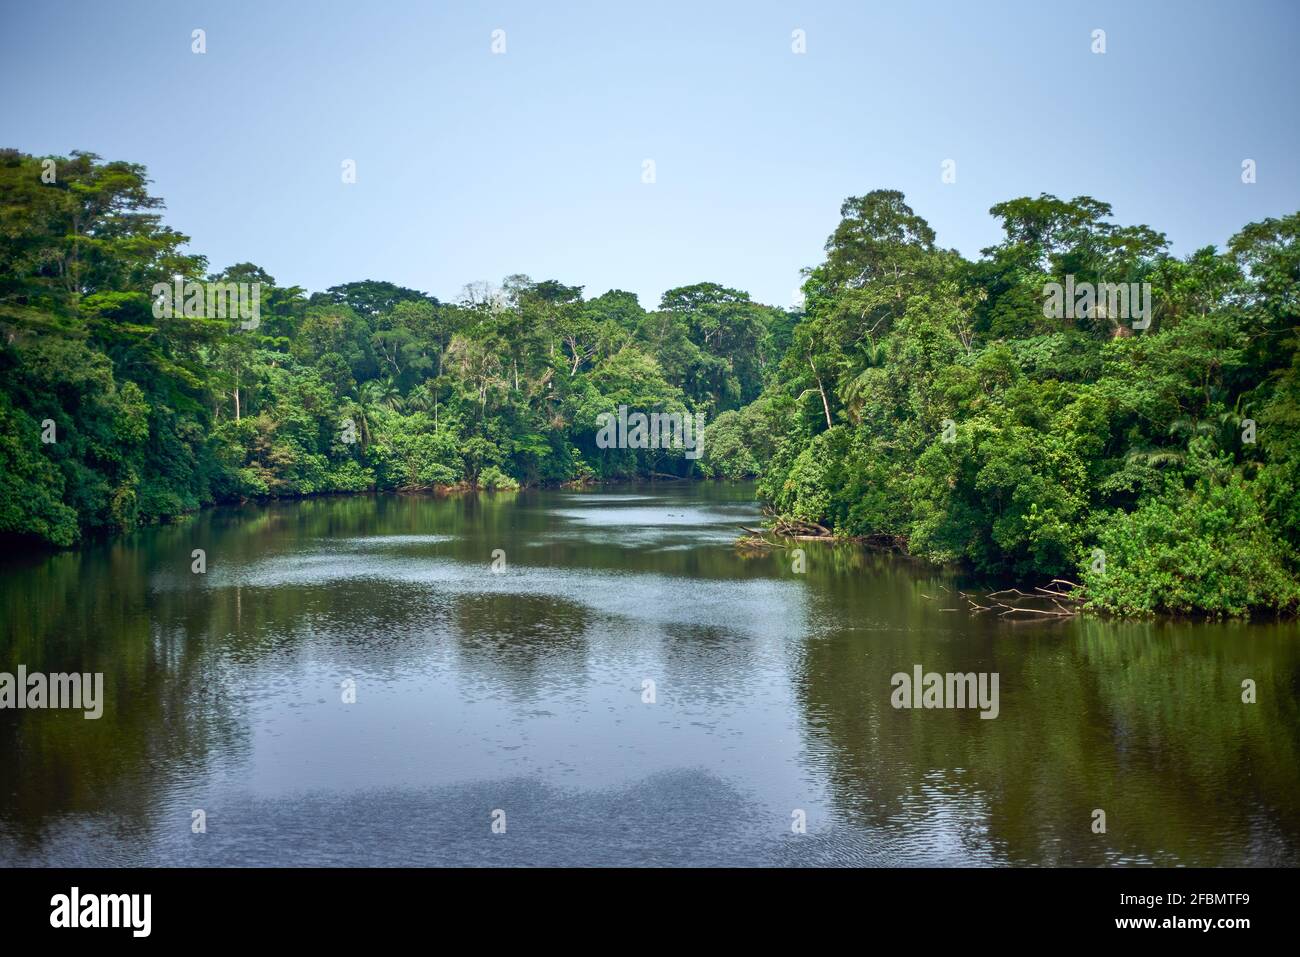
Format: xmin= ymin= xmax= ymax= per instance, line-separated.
xmin=1083 ymin=477 xmax=1300 ymax=618
xmin=477 ymin=465 xmax=520 ymax=491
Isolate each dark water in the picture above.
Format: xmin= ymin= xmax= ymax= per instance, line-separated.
xmin=1 ymin=482 xmax=1297 ymax=866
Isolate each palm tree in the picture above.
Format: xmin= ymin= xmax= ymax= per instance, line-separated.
xmin=355 ymin=380 xmax=394 ymax=446
xmin=1124 ymin=445 xmax=1186 ymax=470
xmin=406 ymin=382 xmax=433 ymax=413
xmin=1126 ymin=411 xmax=1245 ymax=480
xmin=1168 ymin=411 xmax=1240 ymax=452
xmin=840 ymin=338 xmax=889 ymax=424
xmin=382 ymin=377 xmax=406 ymax=412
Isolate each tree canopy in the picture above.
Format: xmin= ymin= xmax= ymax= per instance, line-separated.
xmin=2 ymin=152 xmax=1296 ymax=617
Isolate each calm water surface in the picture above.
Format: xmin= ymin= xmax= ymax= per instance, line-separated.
xmin=1 ymin=482 xmax=1297 ymax=865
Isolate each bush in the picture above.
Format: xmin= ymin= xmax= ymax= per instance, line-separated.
xmin=0 ymin=398 xmax=79 ymax=545
xmin=379 ymin=429 xmax=461 ymax=488
xmin=769 ymin=428 xmax=845 ymax=527
xmin=477 ymin=465 xmax=520 ymax=491
xmin=327 ymin=459 xmax=375 ymax=492
xmin=1083 ymin=477 xmax=1300 ymax=618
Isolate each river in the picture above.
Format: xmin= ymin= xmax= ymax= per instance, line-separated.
xmin=1 ymin=482 xmax=1296 ymax=865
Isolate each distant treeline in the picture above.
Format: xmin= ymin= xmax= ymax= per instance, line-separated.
xmin=2 ymin=149 xmax=1297 ymax=616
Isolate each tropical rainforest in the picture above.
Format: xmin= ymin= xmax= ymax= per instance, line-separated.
xmin=1 ymin=149 xmax=1297 ymax=617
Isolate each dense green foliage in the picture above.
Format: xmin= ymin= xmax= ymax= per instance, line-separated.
xmin=2 ymin=149 xmax=1296 ymax=617
xmin=713 ymin=190 xmax=1299 ymax=618
xmin=0 ymin=149 xmax=789 ymax=547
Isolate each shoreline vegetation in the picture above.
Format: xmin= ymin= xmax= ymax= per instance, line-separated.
xmin=2 ymin=149 xmax=1298 ymax=619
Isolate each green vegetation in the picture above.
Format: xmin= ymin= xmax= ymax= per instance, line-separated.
xmin=2 ymin=149 xmax=1296 ymax=617
xmin=0 ymin=149 xmax=789 ymax=547
xmin=724 ymin=190 xmax=1300 ymax=618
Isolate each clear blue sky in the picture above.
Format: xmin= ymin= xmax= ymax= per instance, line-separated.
xmin=2 ymin=0 xmax=1297 ymax=309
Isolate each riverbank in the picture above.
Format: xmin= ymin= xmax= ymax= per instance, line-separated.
xmin=739 ymin=510 xmax=1300 ymax=623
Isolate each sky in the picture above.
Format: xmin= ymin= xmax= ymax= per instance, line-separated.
xmin=2 ymin=0 xmax=1297 ymax=309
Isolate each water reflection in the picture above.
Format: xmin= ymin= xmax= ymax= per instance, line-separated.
xmin=0 ymin=483 xmax=1296 ymax=865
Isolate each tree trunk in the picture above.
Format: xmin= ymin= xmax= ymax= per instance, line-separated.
xmin=809 ymin=356 xmax=832 ymax=429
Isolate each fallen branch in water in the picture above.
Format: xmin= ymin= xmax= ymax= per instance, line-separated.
xmin=769 ymin=517 xmax=833 ymax=537
xmin=744 ymin=515 xmax=906 ymax=551
xmin=995 ymin=603 xmax=1075 ymax=618
xmin=1036 ymin=586 xmax=1083 ymax=601
xmin=957 ymin=579 xmax=1086 ymax=620
xmin=739 ymin=525 xmax=826 ymax=544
